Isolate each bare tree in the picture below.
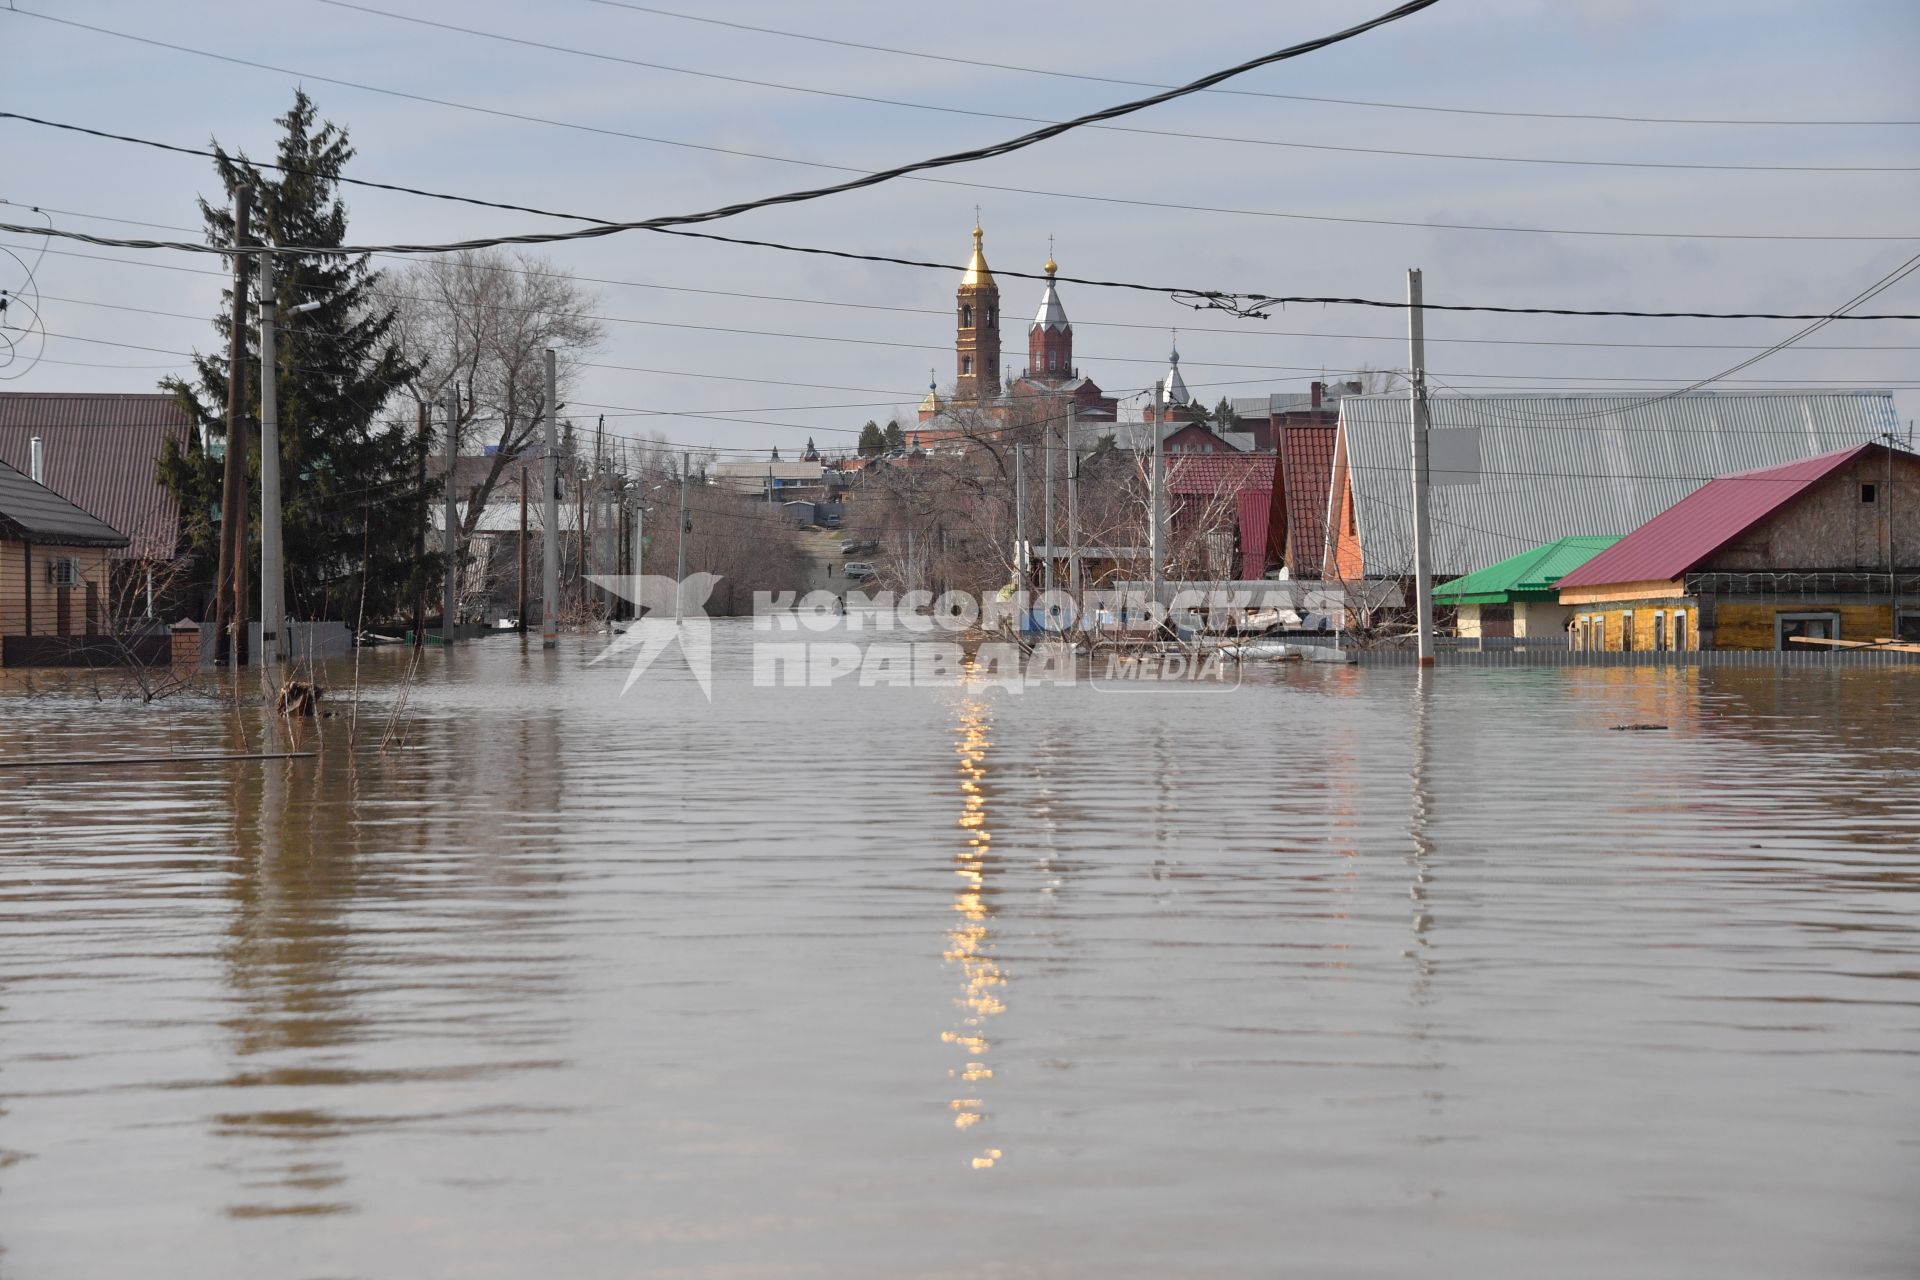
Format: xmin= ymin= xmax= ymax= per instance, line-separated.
xmin=392 ymin=250 xmax=604 ymax=553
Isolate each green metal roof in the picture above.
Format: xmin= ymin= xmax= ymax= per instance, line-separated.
xmin=1433 ymin=536 xmax=1622 ymax=606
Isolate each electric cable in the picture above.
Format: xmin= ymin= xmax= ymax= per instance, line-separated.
xmin=315 ymin=1 xmax=1920 ymax=175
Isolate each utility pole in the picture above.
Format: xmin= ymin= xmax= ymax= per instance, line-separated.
xmin=1067 ymin=431 xmax=1082 ymax=615
xmin=518 ymin=465 xmax=529 ymax=633
xmin=1150 ymin=378 xmax=1166 ymax=614
xmin=541 ymin=348 xmax=559 ymax=648
xmin=413 ymin=400 xmax=428 ymax=647
xmin=213 ymin=185 xmax=253 ymax=665
xmin=442 ymin=383 xmax=458 ymax=645
xmin=675 ymin=451 xmax=689 ymax=620
xmin=631 ymin=480 xmax=645 ymax=620
xmin=257 ymin=248 xmax=282 ymax=669
xmin=1408 ymin=267 xmax=1436 ymax=667
xmin=257 ymin=248 xmax=318 ymax=669
xmin=1043 ymin=411 xmax=1056 ymax=595
xmin=1014 ymin=445 xmax=1028 ymax=611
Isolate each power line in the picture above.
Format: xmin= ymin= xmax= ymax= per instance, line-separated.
xmin=8 ymin=10 xmax=1919 ymax=249
xmin=1425 ymin=249 xmax=1920 ymax=422
xmin=81 ymin=3 xmax=1842 ymax=263
xmin=28 ymin=292 xmax=1920 ymax=387
xmin=9 ymin=143 xmax=1920 ymax=324
xmin=313 ymin=0 xmax=1920 ymax=175
xmin=10 ymin=207 xmax=1920 ymax=351
xmin=582 ymin=0 xmax=1920 ymax=130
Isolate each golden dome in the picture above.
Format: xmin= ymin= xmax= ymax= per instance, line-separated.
xmin=960 ymin=223 xmax=995 ymax=288
xmin=1044 ymin=255 xmax=1057 ymax=276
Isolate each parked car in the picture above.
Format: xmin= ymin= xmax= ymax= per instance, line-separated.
xmin=841 ymin=540 xmax=878 ymax=558
xmin=842 ymin=561 xmax=876 ymax=581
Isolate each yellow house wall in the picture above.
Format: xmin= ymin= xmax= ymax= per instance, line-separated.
xmin=0 ymin=540 xmax=113 ymax=637
xmin=1570 ymin=601 xmax=1701 ymax=651
xmin=1559 ymin=578 xmax=1689 ymax=606
xmin=1710 ymin=601 xmax=1893 ymax=651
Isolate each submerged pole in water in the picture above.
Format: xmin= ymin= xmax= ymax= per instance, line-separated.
xmin=676 ymin=451 xmax=690 ymax=621
xmin=541 ymin=348 xmax=560 ymax=648
xmin=1408 ymin=267 xmax=1436 ymax=667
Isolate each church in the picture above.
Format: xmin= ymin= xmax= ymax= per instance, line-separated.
xmin=916 ymin=222 xmax=1120 ymax=435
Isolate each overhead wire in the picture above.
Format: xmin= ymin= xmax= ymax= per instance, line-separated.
xmin=313 ymin=0 xmax=1920 ymax=175
xmin=581 ymin=0 xmax=1920 ymax=130
xmin=71 ymin=3 xmax=1831 ymax=263
xmin=6 ymin=135 xmax=1920 ymax=316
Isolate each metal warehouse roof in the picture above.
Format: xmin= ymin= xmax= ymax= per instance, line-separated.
xmin=0 ymin=392 xmax=189 ymax=559
xmin=1556 ymin=444 xmax=1882 ymax=589
xmin=0 ymin=455 xmax=131 ymax=548
xmin=1336 ymin=391 xmax=1897 ymax=577
xmin=1434 ymin=535 xmax=1621 ymax=605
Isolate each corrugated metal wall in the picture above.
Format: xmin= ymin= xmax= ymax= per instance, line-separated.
xmin=1339 ymin=391 xmax=1899 ymax=576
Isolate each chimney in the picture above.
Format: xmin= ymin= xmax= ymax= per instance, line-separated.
xmin=1311 ymin=381 xmax=1325 ymax=408
xmin=29 ymin=435 xmax=44 ymax=485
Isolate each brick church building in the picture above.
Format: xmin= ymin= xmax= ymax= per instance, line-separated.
xmin=917 ymin=222 xmax=1118 ymax=431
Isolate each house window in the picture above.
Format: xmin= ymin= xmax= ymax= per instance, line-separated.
xmin=987 ymin=307 xmax=996 ymax=327
xmin=1861 ymin=483 xmax=1877 ymax=504
xmin=1895 ymin=610 xmax=1920 ymax=642
xmin=1653 ymin=611 xmax=1667 ymax=651
xmin=1672 ymin=610 xmax=1688 ymax=651
xmin=1776 ymin=611 xmax=1841 ymax=651
xmin=1621 ymin=612 xmax=1634 ymax=651
xmin=1047 ymin=353 xmax=1057 ymax=373
xmin=961 ymin=356 xmax=973 ymax=375
xmin=961 ymin=305 xmax=973 ymax=328
xmin=1575 ymin=617 xmax=1591 ymax=651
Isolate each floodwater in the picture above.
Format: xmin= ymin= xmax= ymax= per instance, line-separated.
xmin=2 ymin=625 xmax=1917 ymax=1278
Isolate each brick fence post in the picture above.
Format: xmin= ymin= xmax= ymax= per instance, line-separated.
xmin=170 ymin=619 xmax=202 ymax=675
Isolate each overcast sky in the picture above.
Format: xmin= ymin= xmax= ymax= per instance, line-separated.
xmin=3 ymin=0 xmax=1918 ymax=459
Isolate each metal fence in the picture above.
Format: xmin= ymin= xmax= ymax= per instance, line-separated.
xmin=1350 ymin=647 xmax=1920 ymax=669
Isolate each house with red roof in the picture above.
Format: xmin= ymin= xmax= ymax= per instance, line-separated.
xmin=1165 ymin=453 xmax=1280 ymax=582
xmin=1556 ymin=442 xmax=1920 ymax=651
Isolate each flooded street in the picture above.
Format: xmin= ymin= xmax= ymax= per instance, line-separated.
xmin=3 ymin=628 xmax=1918 ymax=1278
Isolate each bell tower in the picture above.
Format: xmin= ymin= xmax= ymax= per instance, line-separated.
xmin=1028 ymin=241 xmax=1072 ymax=382
xmin=955 ymin=217 xmax=1001 ymax=403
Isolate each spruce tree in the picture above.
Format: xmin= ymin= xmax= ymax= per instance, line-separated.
xmin=857 ymin=421 xmax=886 ymax=456
xmin=161 ymin=92 xmax=425 ymax=624
xmin=883 ymin=420 xmax=906 ymax=452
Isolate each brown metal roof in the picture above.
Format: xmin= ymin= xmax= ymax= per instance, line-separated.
xmin=0 ymin=393 xmax=189 ymax=559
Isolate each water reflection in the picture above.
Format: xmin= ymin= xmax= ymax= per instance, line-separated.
xmin=210 ymin=703 xmax=580 ymax=1220
xmin=4 ymin=644 xmax=1919 ymax=1277
xmin=942 ymin=686 xmax=1005 ymax=1171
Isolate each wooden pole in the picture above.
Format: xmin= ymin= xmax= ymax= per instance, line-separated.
xmin=413 ymin=400 xmax=428 ymax=647
xmin=213 ymin=185 xmax=253 ymax=664
xmin=518 ymin=465 xmax=529 ymax=633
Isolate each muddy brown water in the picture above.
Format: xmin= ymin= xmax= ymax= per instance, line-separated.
xmin=2 ymin=627 xmax=1917 ymax=1277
